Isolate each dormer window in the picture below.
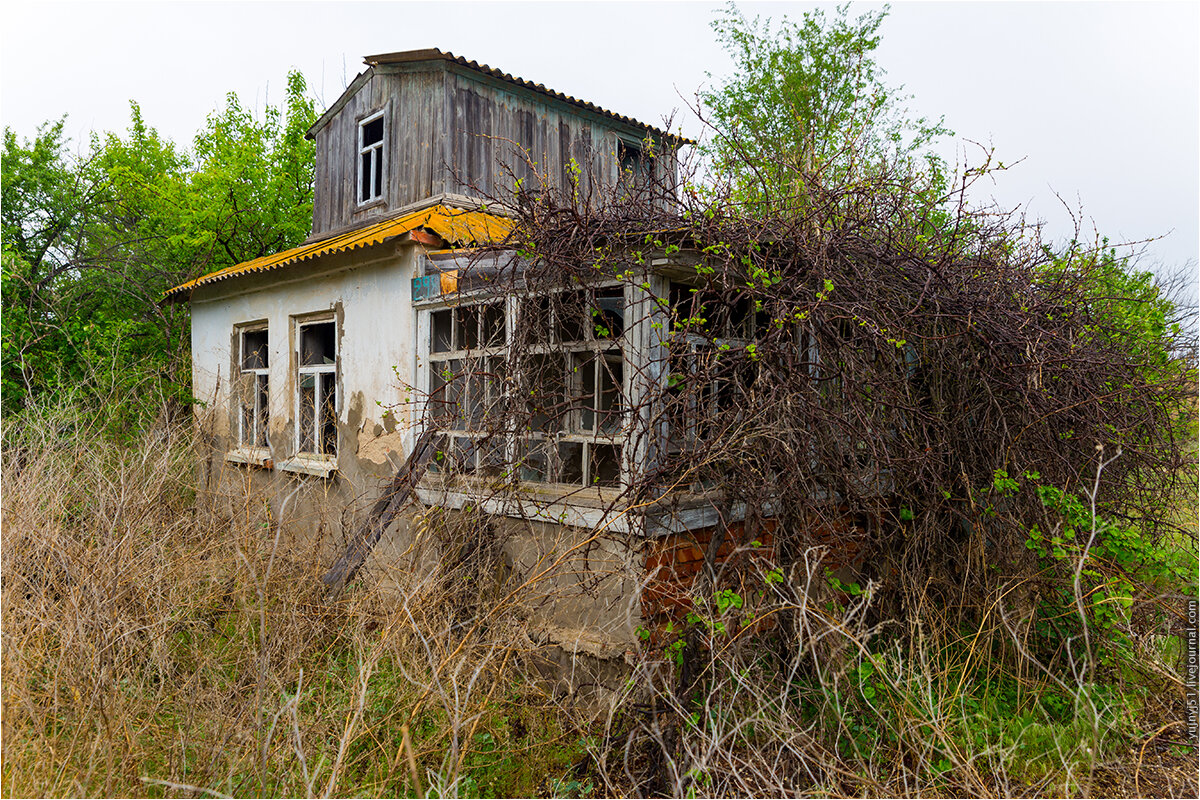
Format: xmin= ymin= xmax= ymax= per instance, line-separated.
xmin=617 ymin=136 xmax=652 ymax=188
xmin=358 ymin=111 xmax=385 ymax=204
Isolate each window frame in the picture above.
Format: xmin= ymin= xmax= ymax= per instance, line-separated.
xmin=225 ymin=322 xmax=273 ymax=469
xmin=293 ymin=316 xmax=339 ymax=462
xmin=237 ymin=323 xmax=270 ymax=449
xmin=357 ymin=108 xmax=386 ymax=206
xmin=417 ymin=282 xmax=630 ymax=494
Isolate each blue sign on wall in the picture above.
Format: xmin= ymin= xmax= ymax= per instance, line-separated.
xmin=412 ymin=274 xmax=440 ymax=301
xmin=412 ymin=271 xmax=457 ymax=301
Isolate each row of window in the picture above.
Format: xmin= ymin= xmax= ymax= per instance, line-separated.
xmin=424 ymin=291 xmax=626 ymax=489
xmin=236 ymin=319 xmax=338 ymax=459
xmin=235 ymin=283 xmax=822 ymax=491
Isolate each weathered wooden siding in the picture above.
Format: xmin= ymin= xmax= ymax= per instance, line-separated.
xmin=443 ymin=64 xmax=628 ymax=202
xmin=312 ymin=60 xmax=679 ymax=238
xmin=312 ymin=67 xmax=445 ymax=237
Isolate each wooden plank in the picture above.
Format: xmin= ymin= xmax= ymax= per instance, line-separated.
xmin=321 ymin=429 xmax=440 ymax=593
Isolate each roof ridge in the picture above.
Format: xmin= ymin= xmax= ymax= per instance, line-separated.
xmin=360 ymin=48 xmax=690 ymax=144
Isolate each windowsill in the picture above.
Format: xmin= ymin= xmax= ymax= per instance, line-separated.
xmin=353 ymin=198 xmax=387 ymax=214
xmin=415 ymin=483 xmax=632 ymax=532
xmin=225 ymin=447 xmax=273 ymax=469
xmin=277 ymin=455 xmax=338 ymax=478
xmin=421 ymin=473 xmax=623 ymax=503
xmin=415 ymin=475 xmax=787 ymax=535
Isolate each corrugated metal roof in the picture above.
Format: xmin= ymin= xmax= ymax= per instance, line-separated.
xmin=164 ymin=205 xmax=511 ymax=301
xmin=351 ymin=48 xmax=691 ymax=145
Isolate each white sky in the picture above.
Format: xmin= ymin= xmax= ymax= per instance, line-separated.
xmin=3 ymin=0 xmax=1197 ymax=304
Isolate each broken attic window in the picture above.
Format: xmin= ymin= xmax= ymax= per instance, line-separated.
xmin=297 ymin=319 xmax=337 ymax=457
xmin=238 ymin=326 xmax=269 ymax=448
xmin=618 ymin=138 xmax=651 ymax=187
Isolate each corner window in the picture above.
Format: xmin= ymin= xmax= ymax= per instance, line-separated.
xmin=358 ymin=110 xmax=385 ymax=204
xmin=423 ymin=288 xmax=627 ymax=489
xmin=238 ymin=326 xmax=269 ymax=448
xmin=296 ymin=319 xmax=337 ymax=457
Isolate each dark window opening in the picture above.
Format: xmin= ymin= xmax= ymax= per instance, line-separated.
xmin=618 ymin=139 xmax=650 ymax=182
xmin=300 ymin=322 xmax=336 ymax=366
xmin=362 ymin=116 xmax=383 ymax=147
xmin=241 ymin=329 xmax=268 ymax=370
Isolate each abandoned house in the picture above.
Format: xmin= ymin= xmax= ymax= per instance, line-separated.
xmin=166 ymin=49 xmax=797 ymax=675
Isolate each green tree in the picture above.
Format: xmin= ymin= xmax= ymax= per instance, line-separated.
xmin=1 ymin=71 xmax=318 ymax=423
xmin=700 ymin=2 xmax=950 ymax=210
xmin=1 ymin=119 xmax=106 ymax=407
xmin=186 ymin=70 xmax=316 ymax=271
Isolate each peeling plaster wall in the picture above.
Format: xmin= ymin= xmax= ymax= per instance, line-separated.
xmin=189 ymin=241 xmax=420 ymax=546
xmin=187 ymin=241 xmax=646 ymax=667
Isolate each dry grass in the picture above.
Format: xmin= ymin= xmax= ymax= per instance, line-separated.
xmin=0 ymin=405 xmax=585 ymax=798
xmin=2 ymin=399 xmax=1195 ymax=797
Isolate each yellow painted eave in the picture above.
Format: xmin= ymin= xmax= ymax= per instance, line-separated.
xmin=164 ymin=205 xmax=512 ymax=301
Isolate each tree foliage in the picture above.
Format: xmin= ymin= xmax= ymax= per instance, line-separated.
xmin=1 ymin=71 xmax=316 ymax=422
xmin=700 ymin=2 xmax=951 ymax=210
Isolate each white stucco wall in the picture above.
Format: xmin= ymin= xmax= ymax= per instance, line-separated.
xmin=185 ymin=239 xmax=646 ymax=658
xmin=189 ymin=241 xmax=421 ymax=493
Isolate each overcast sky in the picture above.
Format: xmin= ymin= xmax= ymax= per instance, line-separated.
xmin=3 ymin=1 xmax=1197 ymax=303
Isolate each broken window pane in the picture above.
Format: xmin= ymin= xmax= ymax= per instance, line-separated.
xmin=430 ymin=360 xmax=448 ymax=424
xmin=299 ymin=373 xmax=316 ymax=453
xmin=320 ymin=372 xmax=337 ymax=456
xmin=481 ymin=303 xmax=506 ymax=348
xmin=594 ymin=289 xmax=624 ymax=339
xmin=591 ymin=444 xmax=621 ymax=487
xmin=360 ymin=153 xmax=373 ymax=203
xmin=519 ymin=439 xmax=548 ymax=482
xmin=558 ymin=290 xmax=589 ymax=343
xmin=432 ymin=310 xmax=453 ymax=353
xmin=430 ymin=359 xmax=466 ymax=430
xmin=256 ymin=374 xmax=269 ymax=447
xmin=526 ymin=354 xmax=564 ymax=432
xmin=524 ymin=296 xmax=551 ymax=344
xmin=241 ymin=329 xmax=268 ymax=370
xmin=730 ymin=295 xmax=753 ymax=339
xmin=618 ymin=139 xmax=650 ymax=188
xmin=572 ymin=352 xmax=596 ymax=431
xmin=558 ymin=441 xmax=584 ymax=485
xmin=301 ymin=322 xmax=336 ymax=366
xmin=445 ymin=359 xmax=465 ymax=430
xmin=241 ymin=384 xmax=255 ymax=448
xmin=598 ymin=355 xmax=624 ymax=434
xmin=455 ymin=306 xmax=479 ymax=350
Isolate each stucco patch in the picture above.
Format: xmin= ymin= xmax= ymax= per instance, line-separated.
xmin=357 ymin=428 xmax=406 ymax=466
